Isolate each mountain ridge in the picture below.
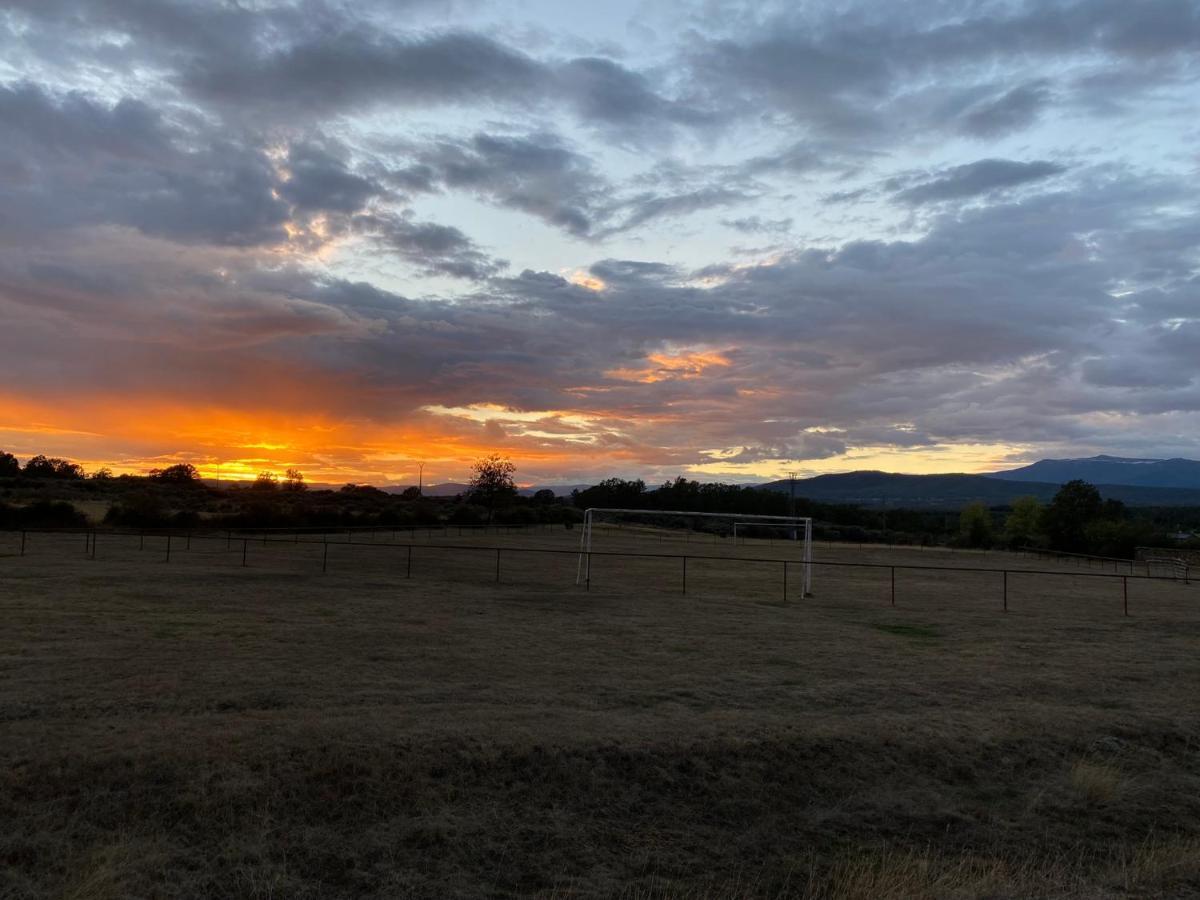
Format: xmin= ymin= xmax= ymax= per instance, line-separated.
xmin=987 ymin=455 xmax=1200 ymax=489
xmin=759 ymin=469 xmax=1200 ymax=508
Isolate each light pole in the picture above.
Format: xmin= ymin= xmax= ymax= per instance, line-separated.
xmin=417 ymin=462 xmax=424 ymax=497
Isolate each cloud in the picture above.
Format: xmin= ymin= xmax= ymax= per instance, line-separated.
xmin=959 ymin=81 xmax=1052 ymax=137
xmin=0 ymin=82 xmax=290 ymax=246
xmin=406 ymin=132 xmax=606 ymax=237
xmin=721 ymin=216 xmax=793 ymax=235
xmin=890 ymin=159 xmax=1067 ymax=205
xmin=277 ymin=141 xmax=381 ymax=214
xmin=1 ymin=0 xmax=1199 ymax=479
xmin=353 ymin=213 xmax=508 ymax=281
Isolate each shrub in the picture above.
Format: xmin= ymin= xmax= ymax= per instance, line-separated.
xmin=15 ymin=500 xmax=88 ymax=528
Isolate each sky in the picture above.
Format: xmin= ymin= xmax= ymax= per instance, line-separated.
xmin=0 ymin=0 xmax=1198 ymax=487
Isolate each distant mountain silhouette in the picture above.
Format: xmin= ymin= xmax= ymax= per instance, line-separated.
xmin=987 ymin=455 xmax=1200 ymax=489
xmin=759 ymin=470 xmax=1200 ymax=509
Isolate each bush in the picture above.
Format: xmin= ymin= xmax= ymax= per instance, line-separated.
xmin=10 ymin=500 xmax=88 ymax=528
xmin=0 ymin=451 xmax=19 ymax=478
xmin=104 ymin=493 xmax=171 ymax=528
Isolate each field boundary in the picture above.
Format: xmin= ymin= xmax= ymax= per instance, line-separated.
xmin=3 ymin=526 xmax=1195 ymax=617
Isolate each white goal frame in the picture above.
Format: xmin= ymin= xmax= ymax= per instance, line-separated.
xmin=576 ymin=508 xmax=813 ymax=596
xmin=1145 ymin=556 xmax=1190 ymax=582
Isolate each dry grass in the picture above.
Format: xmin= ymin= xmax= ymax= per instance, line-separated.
xmin=1 ymin=528 xmax=1199 ymax=898
xmin=1069 ymin=760 xmax=1123 ymax=805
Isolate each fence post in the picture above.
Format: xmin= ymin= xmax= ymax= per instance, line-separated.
xmin=20 ymin=530 xmax=25 ymax=556
xmin=242 ymin=538 xmax=248 ymax=567
xmin=1003 ymin=570 xmax=1007 ymax=612
xmin=1123 ymin=576 xmax=1128 ymax=617
xmin=495 ymin=548 xmax=501 ymax=582
xmin=682 ymin=556 xmax=688 ymax=595
xmin=890 ymin=566 xmax=895 ymax=607
xmin=322 ymin=539 xmax=328 ymax=574
xmin=166 ymin=534 xmax=171 ymax=563
xmin=406 ymin=545 xmax=412 ymax=578
xmin=586 ymin=552 xmax=591 ymax=591
xmin=91 ymin=531 xmax=97 ymax=560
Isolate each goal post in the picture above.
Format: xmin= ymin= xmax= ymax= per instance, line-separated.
xmin=576 ymin=508 xmax=813 ymax=596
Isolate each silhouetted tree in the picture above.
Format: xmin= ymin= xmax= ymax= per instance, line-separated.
xmin=1041 ymin=480 xmax=1103 ymax=552
xmin=90 ymin=467 xmax=114 ymax=481
xmin=254 ymin=471 xmax=279 ymax=491
xmin=283 ymin=468 xmax=307 ymax=492
xmin=400 ymin=486 xmax=422 ymax=501
xmin=573 ymin=478 xmax=646 ymax=509
xmin=149 ymin=463 xmax=200 ymax=484
xmin=468 ymin=454 xmax=516 ymax=523
xmin=23 ymin=455 xmax=84 ymax=479
xmin=533 ymin=488 xmax=556 ymax=504
xmin=0 ymin=451 xmax=19 ymax=478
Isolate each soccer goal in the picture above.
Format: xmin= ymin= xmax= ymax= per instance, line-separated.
xmin=1145 ymin=556 xmax=1190 ymax=583
xmin=575 ymin=508 xmax=813 ymax=596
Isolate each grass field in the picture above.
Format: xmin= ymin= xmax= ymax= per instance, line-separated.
xmin=2 ymin=528 xmax=1199 ymax=898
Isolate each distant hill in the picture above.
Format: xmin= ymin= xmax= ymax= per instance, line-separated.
xmin=759 ymin=471 xmax=1200 ymax=509
xmin=384 ymin=482 xmax=590 ymax=498
xmin=517 ymin=484 xmax=593 ymax=498
xmin=987 ymin=455 xmax=1200 ymax=489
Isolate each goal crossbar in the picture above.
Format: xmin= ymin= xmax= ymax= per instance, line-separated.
xmin=576 ymin=507 xmax=813 ymax=595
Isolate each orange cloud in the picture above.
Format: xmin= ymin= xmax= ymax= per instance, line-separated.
xmin=606 ymin=349 xmax=733 ymax=384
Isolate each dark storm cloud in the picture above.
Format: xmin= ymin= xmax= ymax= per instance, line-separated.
xmin=890 ymin=160 xmax=1067 ymax=206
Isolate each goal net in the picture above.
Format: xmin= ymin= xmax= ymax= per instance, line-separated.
xmin=576 ymin=508 xmax=813 ymax=595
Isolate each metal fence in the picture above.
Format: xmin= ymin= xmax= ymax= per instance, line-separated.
xmin=4 ymin=525 xmax=1197 ymax=619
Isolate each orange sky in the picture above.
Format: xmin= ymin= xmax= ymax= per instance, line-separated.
xmin=0 ymin=389 xmax=1029 ymax=486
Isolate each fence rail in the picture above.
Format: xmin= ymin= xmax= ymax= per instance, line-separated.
xmin=4 ymin=526 xmax=1196 ymax=618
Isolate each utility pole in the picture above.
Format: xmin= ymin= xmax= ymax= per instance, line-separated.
xmin=417 ymin=462 xmax=424 ymax=497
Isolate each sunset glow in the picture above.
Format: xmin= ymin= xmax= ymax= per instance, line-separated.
xmin=1 ymin=1 xmax=1197 ymax=487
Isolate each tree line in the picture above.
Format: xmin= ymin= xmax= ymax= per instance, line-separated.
xmin=3 ymin=448 xmax=1195 ymax=557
